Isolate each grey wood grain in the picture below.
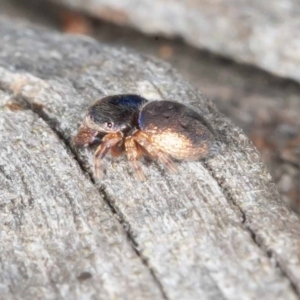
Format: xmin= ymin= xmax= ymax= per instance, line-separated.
xmin=0 ymin=18 xmax=300 ymax=299
xmin=0 ymin=90 xmax=163 ymax=300
xmin=50 ymin=0 xmax=300 ymax=83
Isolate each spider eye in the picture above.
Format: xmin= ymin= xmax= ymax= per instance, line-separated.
xmin=105 ymin=121 xmax=113 ymax=129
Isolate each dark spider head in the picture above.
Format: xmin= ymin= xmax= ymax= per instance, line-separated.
xmin=84 ymin=94 xmax=148 ymax=133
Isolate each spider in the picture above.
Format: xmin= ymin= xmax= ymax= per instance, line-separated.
xmin=74 ymin=94 xmax=216 ymax=181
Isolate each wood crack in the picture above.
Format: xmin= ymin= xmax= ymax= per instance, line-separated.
xmin=143 ymin=65 xmax=300 ymax=298
xmin=7 ymin=91 xmax=169 ymax=300
xmin=1 ymin=21 xmax=299 ymax=296
xmin=207 ymin=164 xmax=300 ymax=297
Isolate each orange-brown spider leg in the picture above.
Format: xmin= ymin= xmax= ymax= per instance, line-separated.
xmin=94 ymin=132 xmax=123 ymax=179
xmin=125 ymin=136 xmax=145 ymax=181
xmin=73 ymin=125 xmax=99 ymax=147
xmin=132 ymin=130 xmax=178 ymax=174
xmin=110 ymin=141 xmax=125 ymax=157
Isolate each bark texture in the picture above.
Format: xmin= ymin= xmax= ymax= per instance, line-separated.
xmin=50 ymin=0 xmax=300 ymax=83
xmin=0 ymin=18 xmax=300 ymax=300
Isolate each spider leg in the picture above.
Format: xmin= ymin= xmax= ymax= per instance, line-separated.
xmin=94 ymin=132 xmax=123 ymax=179
xmin=110 ymin=141 xmax=125 ymax=157
xmin=73 ymin=125 xmax=99 ymax=147
xmin=125 ymin=136 xmax=145 ymax=181
xmin=132 ymin=130 xmax=178 ymax=174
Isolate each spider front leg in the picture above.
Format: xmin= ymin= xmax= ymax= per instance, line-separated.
xmin=132 ymin=130 xmax=178 ymax=174
xmin=94 ymin=132 xmax=123 ymax=179
xmin=73 ymin=125 xmax=100 ymax=147
xmin=110 ymin=141 xmax=125 ymax=158
xmin=125 ymin=137 xmax=145 ymax=181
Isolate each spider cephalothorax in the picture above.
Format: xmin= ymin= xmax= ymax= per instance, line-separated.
xmin=74 ymin=94 xmax=216 ymax=180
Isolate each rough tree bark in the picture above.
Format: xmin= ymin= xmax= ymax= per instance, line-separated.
xmin=0 ymin=18 xmax=300 ymax=300
xmin=50 ymin=0 xmax=300 ymax=83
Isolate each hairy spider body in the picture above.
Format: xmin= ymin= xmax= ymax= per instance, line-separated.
xmin=74 ymin=94 xmax=215 ymax=180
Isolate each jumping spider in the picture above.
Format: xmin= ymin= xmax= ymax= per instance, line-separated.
xmin=74 ymin=94 xmax=216 ymax=181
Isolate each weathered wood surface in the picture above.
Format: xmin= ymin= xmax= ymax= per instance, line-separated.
xmin=0 ymin=18 xmax=300 ymax=300
xmin=50 ymin=0 xmax=300 ymax=83
xmin=0 ymin=90 xmax=162 ymax=300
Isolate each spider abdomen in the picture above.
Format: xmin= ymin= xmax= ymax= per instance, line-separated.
xmin=138 ymin=100 xmax=215 ymax=160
